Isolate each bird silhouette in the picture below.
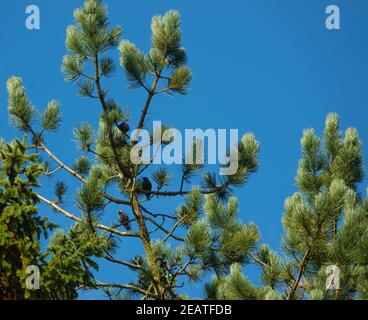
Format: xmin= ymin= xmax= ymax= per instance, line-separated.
xmin=118 ymin=210 xmax=131 ymax=231
xmin=142 ymin=177 xmax=152 ymax=200
xmin=117 ymin=121 xmax=130 ymax=134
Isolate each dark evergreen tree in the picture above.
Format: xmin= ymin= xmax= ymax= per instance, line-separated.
xmin=0 ymin=136 xmax=51 ymax=299
xmin=0 ymin=136 xmax=115 ymax=299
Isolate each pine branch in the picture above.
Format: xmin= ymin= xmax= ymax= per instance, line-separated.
xmin=143 ymin=215 xmax=184 ymax=242
xmin=134 ymin=46 xmax=171 ymax=132
xmin=286 ymin=222 xmax=322 ymax=300
xmin=89 ymin=281 xmax=156 ymax=299
xmin=28 ymin=127 xmax=130 ymax=205
xmin=87 ymin=147 xmax=114 ymax=160
xmin=93 ymin=53 xmax=131 ymax=179
xmin=161 ymin=216 xmax=186 ymax=243
xmin=140 ymin=205 xmax=177 ymax=220
xmin=176 ymin=258 xmax=194 ymax=276
xmin=45 ymin=166 xmax=62 ymax=176
xmin=287 ymin=248 xmax=311 ymax=300
xmin=36 ymin=193 xmax=139 ymax=238
xmin=145 ymin=182 xmax=230 ymax=197
xmin=248 ymin=252 xmax=272 ymax=270
xmin=104 ymin=252 xmax=142 ymax=270
xmin=137 ymin=143 xmax=161 ymax=175
xmin=154 ymin=87 xmax=173 ymax=95
xmin=93 ymin=50 xmax=165 ymax=298
xmin=136 ymin=76 xmax=160 ymax=131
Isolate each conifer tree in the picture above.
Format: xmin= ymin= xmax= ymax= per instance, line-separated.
xmin=206 ymin=114 xmax=367 ymax=300
xmin=5 ymin=0 xmax=261 ymax=299
xmin=0 ymin=136 xmax=116 ymax=299
xmin=280 ymin=113 xmax=367 ymax=300
xmin=0 ymin=136 xmax=51 ymax=299
xmin=3 ymin=0 xmax=367 ymax=301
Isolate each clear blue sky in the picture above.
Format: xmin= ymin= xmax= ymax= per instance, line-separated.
xmin=1 ymin=0 xmax=367 ymax=299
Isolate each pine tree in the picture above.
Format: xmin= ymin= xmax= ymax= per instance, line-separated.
xmin=40 ymin=220 xmax=116 ymax=300
xmin=0 ymin=136 xmax=117 ymax=300
xmin=206 ymin=114 xmax=367 ymax=300
xmin=5 ymin=0 xmax=261 ymax=299
xmin=3 ymin=0 xmax=367 ymax=300
xmin=280 ymin=113 xmax=367 ymax=300
xmin=0 ymin=136 xmax=51 ymax=299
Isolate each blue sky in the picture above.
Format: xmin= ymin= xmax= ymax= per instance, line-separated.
xmin=0 ymin=0 xmax=367 ymax=299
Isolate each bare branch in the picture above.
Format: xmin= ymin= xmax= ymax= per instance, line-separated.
xmin=145 ymin=182 xmax=230 ymax=197
xmin=154 ymin=87 xmax=173 ymax=95
xmin=29 ymin=129 xmax=130 ymax=206
xmin=162 ymin=217 xmax=185 ymax=243
xmin=45 ymin=166 xmax=62 ymax=176
xmin=248 ymin=252 xmax=272 ymax=270
xmin=143 ymin=215 xmax=184 ymax=242
xmin=104 ymin=252 xmax=142 ymax=270
xmin=86 ymin=281 xmax=156 ymax=299
xmin=140 ymin=205 xmax=177 ymax=220
xmin=36 ymin=193 xmax=139 ymax=238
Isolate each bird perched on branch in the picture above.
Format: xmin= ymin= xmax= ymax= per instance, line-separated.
xmin=142 ymin=177 xmax=152 ymax=200
xmin=118 ymin=210 xmax=131 ymax=231
xmin=116 ymin=121 xmax=130 ymax=135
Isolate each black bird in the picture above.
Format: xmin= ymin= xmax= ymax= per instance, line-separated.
xmin=142 ymin=177 xmax=152 ymax=200
xmin=116 ymin=121 xmax=130 ymax=135
xmin=118 ymin=210 xmax=131 ymax=231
